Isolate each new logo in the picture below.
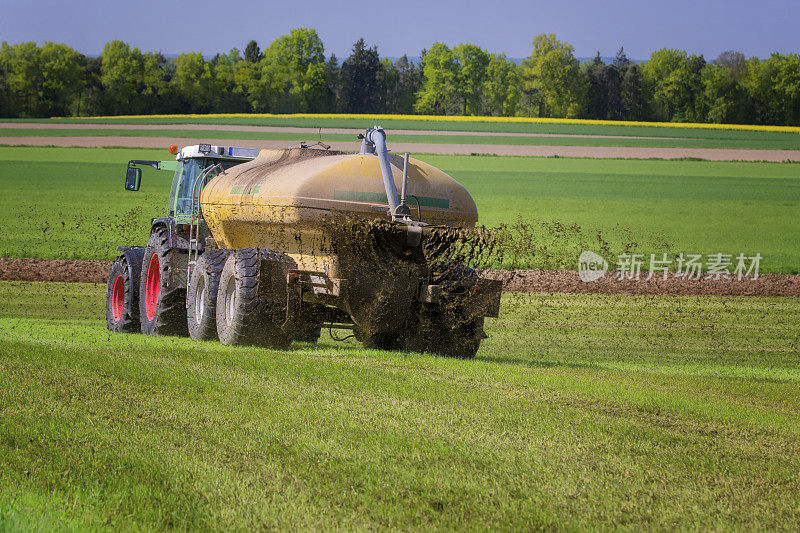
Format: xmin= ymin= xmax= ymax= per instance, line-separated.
xmin=578 ymin=251 xmax=608 ymax=283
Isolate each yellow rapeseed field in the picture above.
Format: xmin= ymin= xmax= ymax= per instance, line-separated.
xmin=71 ymin=112 xmax=800 ymax=134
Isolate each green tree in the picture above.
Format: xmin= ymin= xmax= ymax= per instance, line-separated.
xmin=39 ymin=42 xmax=84 ymax=116
xmin=100 ymin=40 xmax=145 ymax=115
xmin=0 ymin=41 xmax=83 ymax=117
xmin=324 ymin=54 xmax=341 ymax=111
xmin=761 ymin=53 xmax=800 ymax=125
xmin=642 ymin=48 xmax=706 ymax=122
xmin=233 ymin=59 xmax=263 ymax=111
xmin=141 ymin=51 xmax=176 ymax=114
xmin=415 ymin=43 xmax=460 ymax=114
xmin=703 ymin=56 xmax=749 ymax=124
xmin=210 ymin=48 xmax=250 ymax=112
xmin=259 ymin=28 xmax=328 ymax=112
xmin=453 ymin=43 xmax=490 ymax=115
xmin=0 ymin=49 xmax=9 ymax=116
xmin=75 ymin=55 xmax=103 ymax=116
xmin=716 ymin=50 xmax=748 ymax=81
xmin=606 ymin=49 xmax=630 ymax=119
xmin=244 ymin=40 xmax=261 ymax=63
xmin=416 ymin=43 xmax=494 ymax=116
xmin=620 ymin=62 xmax=649 ymax=120
xmin=583 ymin=52 xmax=612 ymax=119
xmin=584 ymin=48 xmax=646 ymax=120
xmin=0 ymin=42 xmax=41 ymax=116
xmin=382 ymin=58 xmax=400 ymax=113
xmin=392 ymin=55 xmax=422 ymax=114
xmin=482 ymin=53 xmax=519 ymax=116
xmin=340 ymin=38 xmax=386 ymax=113
xmin=172 ymin=52 xmax=214 ymax=112
xmin=520 ymin=34 xmax=588 ymax=118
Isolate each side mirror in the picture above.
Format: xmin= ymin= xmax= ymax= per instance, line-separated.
xmin=125 ymin=167 xmax=142 ymax=191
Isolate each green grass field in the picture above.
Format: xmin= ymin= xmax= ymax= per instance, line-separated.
xmin=1 ymin=146 xmax=797 ymax=272
xmin=4 ymin=127 xmax=800 ymax=150
xmin=2 ymin=117 xmax=798 ymax=530
xmin=7 ymin=114 xmax=800 ymax=142
xmin=1 ymin=281 xmax=798 ymax=529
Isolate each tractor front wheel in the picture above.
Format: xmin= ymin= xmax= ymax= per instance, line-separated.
xmin=106 ymin=255 xmax=140 ymax=333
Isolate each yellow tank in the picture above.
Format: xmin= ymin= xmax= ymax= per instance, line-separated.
xmin=200 ymin=148 xmax=478 ymax=277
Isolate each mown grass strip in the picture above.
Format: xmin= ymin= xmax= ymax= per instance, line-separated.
xmin=1 ymin=147 xmax=798 ymax=272
xmin=1 ymin=282 xmax=798 ymax=529
xmin=4 ymin=127 xmax=800 ymax=150
xmin=54 ymin=113 xmax=800 ymax=134
xmin=5 ymin=114 xmax=800 ymax=139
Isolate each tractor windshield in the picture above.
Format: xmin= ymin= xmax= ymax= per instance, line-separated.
xmin=168 ymin=158 xmax=239 ymax=218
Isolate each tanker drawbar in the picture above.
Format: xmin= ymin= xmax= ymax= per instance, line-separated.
xmin=106 ymin=129 xmax=502 ymax=359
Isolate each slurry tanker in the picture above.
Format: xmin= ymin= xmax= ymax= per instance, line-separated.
xmin=106 ymin=129 xmax=501 ymax=358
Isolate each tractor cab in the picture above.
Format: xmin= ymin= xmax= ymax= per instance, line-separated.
xmin=125 ymin=143 xmax=261 ymax=223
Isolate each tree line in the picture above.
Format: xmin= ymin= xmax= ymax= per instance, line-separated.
xmin=1 ymin=29 xmax=799 ymax=125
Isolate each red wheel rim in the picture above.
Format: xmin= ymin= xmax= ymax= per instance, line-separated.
xmin=111 ymin=274 xmax=125 ymax=321
xmin=145 ymin=253 xmax=160 ymax=321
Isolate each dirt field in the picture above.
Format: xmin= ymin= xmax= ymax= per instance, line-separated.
xmin=2 ymin=257 xmax=797 ymax=296
xmin=481 ymin=267 xmax=800 ymax=297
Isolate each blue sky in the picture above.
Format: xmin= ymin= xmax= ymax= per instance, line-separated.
xmin=2 ymin=0 xmax=797 ymax=61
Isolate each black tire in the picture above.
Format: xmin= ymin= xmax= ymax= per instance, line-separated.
xmin=139 ymin=226 xmax=188 ymax=336
xmin=187 ymin=249 xmax=229 ymax=341
xmin=215 ymin=248 xmax=291 ymax=349
xmin=106 ymin=255 xmax=140 ymax=333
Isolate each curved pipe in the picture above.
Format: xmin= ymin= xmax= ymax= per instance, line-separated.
xmin=365 ymin=128 xmax=401 ymax=217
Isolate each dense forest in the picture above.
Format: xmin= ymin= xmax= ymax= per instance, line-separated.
xmin=1 ymin=28 xmax=799 ymax=125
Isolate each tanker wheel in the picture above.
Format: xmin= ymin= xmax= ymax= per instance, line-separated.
xmin=187 ymin=249 xmax=229 ymax=341
xmin=215 ymin=248 xmax=291 ymax=349
xmin=105 ymin=255 xmax=140 ymax=333
xmin=405 ymin=309 xmax=483 ymax=359
xmin=139 ymin=227 xmax=188 ymax=336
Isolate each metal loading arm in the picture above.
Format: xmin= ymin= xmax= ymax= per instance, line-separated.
xmin=361 ymin=127 xmax=412 ymax=222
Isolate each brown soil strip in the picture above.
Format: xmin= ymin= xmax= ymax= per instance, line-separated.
xmin=0 ymin=122 xmax=684 ymax=141
xmin=2 ymin=258 xmax=797 ymax=297
xmin=2 ymin=136 xmax=799 ymax=161
xmin=481 ymin=268 xmax=800 ymax=297
xmin=0 ymin=258 xmax=111 ymax=284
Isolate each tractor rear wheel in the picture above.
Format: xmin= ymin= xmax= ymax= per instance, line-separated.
xmin=215 ymin=248 xmax=291 ymax=349
xmin=187 ymin=249 xmax=229 ymax=341
xmin=106 ymin=255 xmax=140 ymax=333
xmin=139 ymin=227 xmax=188 ymax=336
